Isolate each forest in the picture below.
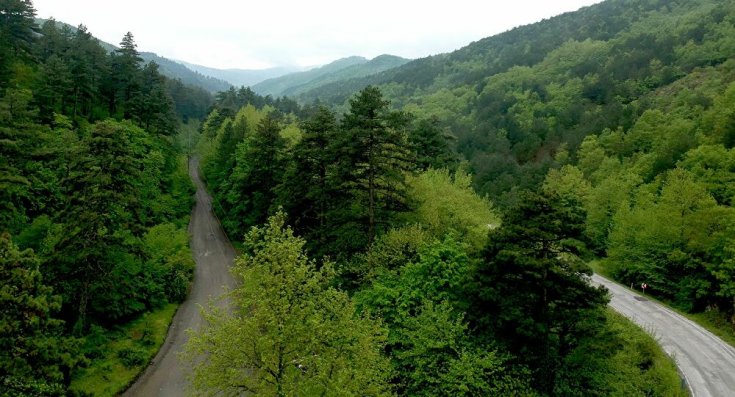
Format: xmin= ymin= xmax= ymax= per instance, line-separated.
xmin=293 ymin=0 xmax=735 ymax=332
xmin=184 ymin=80 xmax=685 ymax=395
xmin=0 ymin=1 xmax=211 ymax=394
xmin=2 ymin=0 xmax=734 ymax=395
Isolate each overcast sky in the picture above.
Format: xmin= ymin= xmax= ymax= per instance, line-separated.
xmin=33 ymin=0 xmax=603 ymax=70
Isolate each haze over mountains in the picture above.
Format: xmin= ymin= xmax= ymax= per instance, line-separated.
xmin=36 ymin=18 xmax=414 ymax=96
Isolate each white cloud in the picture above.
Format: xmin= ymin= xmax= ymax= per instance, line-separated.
xmin=32 ymin=0 xmax=602 ymax=69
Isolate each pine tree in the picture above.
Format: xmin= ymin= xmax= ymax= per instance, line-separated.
xmin=278 ymin=106 xmax=339 ymax=253
xmin=336 ymin=86 xmax=411 ymax=249
xmin=0 ymin=233 xmax=79 ymax=394
xmin=470 ymin=190 xmax=609 ymax=393
xmin=225 ymin=114 xmax=286 ymax=236
xmin=409 ymin=116 xmax=458 ymax=171
xmin=111 ymin=32 xmax=143 ymax=117
xmin=53 ymin=120 xmax=143 ymax=331
xmin=0 ymin=0 xmax=38 ymax=86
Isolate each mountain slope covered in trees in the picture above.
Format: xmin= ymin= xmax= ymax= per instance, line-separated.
xmin=298 ymin=0 xmax=735 ymax=342
xmin=191 ymin=71 xmax=687 ymax=396
xmin=179 ymin=61 xmax=302 ymax=88
xmin=35 ymin=19 xmax=232 ymax=93
xmin=1 ymin=3 xmax=208 ymax=395
xmin=252 ymin=55 xmax=410 ymax=97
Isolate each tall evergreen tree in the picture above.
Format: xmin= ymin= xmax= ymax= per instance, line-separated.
xmin=111 ymin=32 xmax=142 ymax=116
xmin=470 ymin=191 xmax=609 ymax=393
xmin=225 ymin=114 xmax=286 ymax=236
xmin=336 ymin=86 xmax=411 ymax=248
xmin=0 ymin=233 xmax=79 ymax=395
xmin=53 ymin=120 xmax=143 ymax=331
xmin=0 ymin=0 xmax=37 ymax=87
xmin=278 ymin=106 xmax=339 ymax=253
xmin=409 ymin=116 xmax=458 ymax=171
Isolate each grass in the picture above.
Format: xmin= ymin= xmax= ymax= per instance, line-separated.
xmin=590 ymin=259 xmax=735 ymax=349
xmin=70 ymin=304 xmax=178 ymax=397
xmin=601 ymin=310 xmax=689 ymax=396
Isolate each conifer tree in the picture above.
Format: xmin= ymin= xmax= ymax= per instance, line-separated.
xmin=336 ymin=86 xmax=411 ymax=249
xmin=278 ymin=106 xmax=339 ymax=253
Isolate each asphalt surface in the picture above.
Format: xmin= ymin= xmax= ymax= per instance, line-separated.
xmin=123 ymin=157 xmax=237 ymax=397
xmin=593 ymin=274 xmax=735 ymax=397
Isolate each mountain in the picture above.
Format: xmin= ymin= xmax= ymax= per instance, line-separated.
xmin=140 ymin=52 xmax=232 ymax=93
xmin=179 ymin=62 xmax=304 ymax=88
xmin=296 ymin=0 xmax=735 ymax=197
xmin=252 ymin=55 xmax=410 ymax=97
xmin=36 ymin=18 xmax=232 ymax=93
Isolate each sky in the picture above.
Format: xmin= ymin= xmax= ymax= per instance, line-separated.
xmin=33 ymin=0 xmax=603 ymax=70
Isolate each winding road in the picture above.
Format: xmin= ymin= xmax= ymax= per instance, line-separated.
xmin=123 ymin=157 xmax=237 ymax=397
xmin=122 ymin=157 xmax=735 ymax=396
xmin=593 ymin=274 xmax=735 ymax=397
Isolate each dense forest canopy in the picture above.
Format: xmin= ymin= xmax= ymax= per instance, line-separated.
xmin=2 ymin=0 xmax=733 ymax=395
xmin=287 ymin=0 xmax=735 ymax=325
xmin=0 ymin=1 xmax=202 ymax=394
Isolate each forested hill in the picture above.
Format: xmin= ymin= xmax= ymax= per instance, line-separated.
xmin=178 ymin=61 xmax=302 ymax=89
xmin=283 ymin=0 xmax=735 ymax=363
xmin=252 ymin=54 xmax=410 ymax=97
xmin=35 ymin=18 xmax=233 ymax=93
xmin=300 ymin=0 xmax=733 ymax=196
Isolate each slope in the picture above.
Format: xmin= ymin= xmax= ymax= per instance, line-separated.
xmin=252 ymin=55 xmax=410 ymax=97
xmin=36 ymin=18 xmax=232 ymax=93
xmin=179 ymin=62 xmax=303 ymax=88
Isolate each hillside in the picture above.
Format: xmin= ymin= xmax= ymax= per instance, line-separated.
xmin=140 ymin=52 xmax=232 ymax=93
xmin=252 ymin=55 xmax=410 ymax=97
xmin=36 ymin=18 xmax=232 ymax=93
xmin=180 ymin=62 xmax=303 ymax=88
xmin=298 ymin=0 xmax=735 ymax=198
xmin=290 ymin=0 xmax=735 ymax=354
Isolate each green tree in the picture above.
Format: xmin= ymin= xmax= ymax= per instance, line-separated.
xmin=0 ymin=233 xmax=79 ymax=395
xmin=129 ymin=61 xmax=177 ymax=134
xmin=0 ymin=0 xmax=37 ymax=86
xmin=470 ymin=191 xmax=608 ymax=393
xmin=183 ymin=214 xmax=391 ymax=396
xmin=278 ymin=106 xmax=339 ymax=254
xmin=53 ymin=120 xmax=147 ymax=330
xmin=336 ymin=86 xmax=411 ymax=248
xmin=225 ymin=114 xmax=286 ymax=236
xmin=408 ymin=116 xmax=457 ymax=171
xmin=392 ymin=302 xmax=533 ymax=397
xmin=405 ymin=167 xmax=498 ymax=252
xmin=110 ymin=32 xmax=142 ymax=117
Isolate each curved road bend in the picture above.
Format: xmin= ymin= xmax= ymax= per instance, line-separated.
xmin=124 ymin=157 xmax=237 ymax=397
xmin=593 ymin=274 xmax=735 ymax=397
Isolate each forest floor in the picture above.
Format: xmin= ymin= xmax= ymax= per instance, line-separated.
xmin=593 ymin=274 xmax=735 ymax=397
xmin=122 ymin=157 xmax=237 ymax=396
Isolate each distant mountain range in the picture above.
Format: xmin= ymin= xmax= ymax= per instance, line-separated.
xmin=178 ymin=62 xmax=306 ymax=89
xmin=252 ymin=55 xmax=411 ymax=98
xmin=35 ymin=19 xmax=411 ymax=97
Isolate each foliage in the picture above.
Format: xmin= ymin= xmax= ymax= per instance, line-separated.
xmin=183 ymin=214 xmax=391 ymax=396
xmin=554 ymin=310 xmax=686 ymax=397
xmin=0 ymin=2 xmax=198 ymax=392
xmin=471 ymin=191 xmax=609 ymax=393
xmin=406 ymin=167 xmax=498 ymax=252
xmin=0 ymin=233 xmax=80 ymax=394
xmin=70 ymin=304 xmax=178 ymax=397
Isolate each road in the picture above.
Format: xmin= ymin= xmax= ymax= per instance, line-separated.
xmin=123 ymin=157 xmax=237 ymax=397
xmin=593 ymin=274 xmax=735 ymax=397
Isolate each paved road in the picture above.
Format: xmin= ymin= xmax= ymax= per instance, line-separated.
xmin=593 ymin=274 xmax=735 ymax=397
xmin=123 ymin=157 xmax=237 ymax=397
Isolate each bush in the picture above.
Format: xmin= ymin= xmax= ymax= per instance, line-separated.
xmin=117 ymin=347 xmax=148 ymax=369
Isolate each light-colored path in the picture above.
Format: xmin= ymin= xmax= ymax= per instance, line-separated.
xmin=123 ymin=157 xmax=236 ymax=397
xmin=593 ymin=274 xmax=735 ymax=397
